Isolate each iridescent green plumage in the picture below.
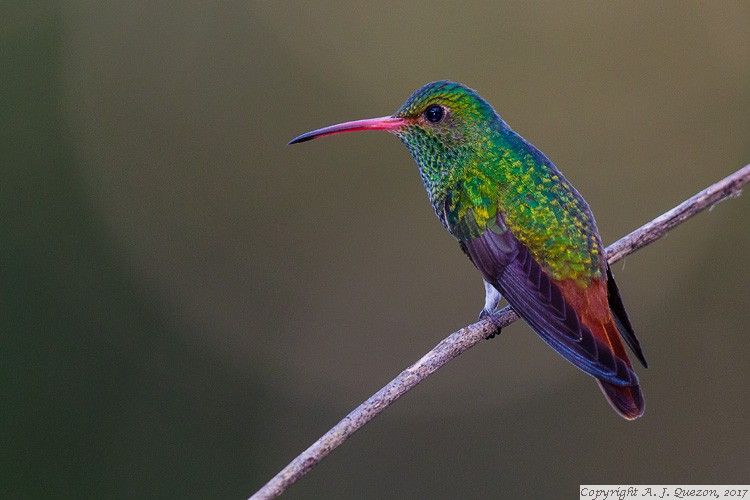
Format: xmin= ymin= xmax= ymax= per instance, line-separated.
xmin=289 ymin=80 xmax=647 ymax=419
xmin=393 ymin=81 xmax=602 ymax=284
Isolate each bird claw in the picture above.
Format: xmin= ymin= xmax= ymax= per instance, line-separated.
xmin=478 ymin=309 xmax=502 ymax=339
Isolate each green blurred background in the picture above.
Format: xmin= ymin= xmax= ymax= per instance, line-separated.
xmin=3 ymin=1 xmax=749 ymax=498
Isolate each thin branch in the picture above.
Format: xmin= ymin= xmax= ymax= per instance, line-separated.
xmin=250 ymin=164 xmax=750 ymax=500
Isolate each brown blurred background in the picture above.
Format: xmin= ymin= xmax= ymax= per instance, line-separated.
xmin=3 ymin=1 xmax=749 ymax=498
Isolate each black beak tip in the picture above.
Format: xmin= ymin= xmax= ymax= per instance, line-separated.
xmin=288 ymin=134 xmax=311 ymax=145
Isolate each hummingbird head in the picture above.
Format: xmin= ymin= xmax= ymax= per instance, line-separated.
xmin=289 ymin=80 xmax=503 ymax=148
xmin=289 ymin=81 xmax=506 ymax=202
xmin=389 ymin=81 xmax=505 ymax=179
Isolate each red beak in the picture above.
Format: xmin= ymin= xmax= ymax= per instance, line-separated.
xmin=289 ymin=116 xmax=406 ymax=145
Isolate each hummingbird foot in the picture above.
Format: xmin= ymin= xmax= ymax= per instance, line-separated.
xmin=479 ymin=279 xmax=503 ymax=338
xmin=478 ymin=309 xmax=503 ymax=339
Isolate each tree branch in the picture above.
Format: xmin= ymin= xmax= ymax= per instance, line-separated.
xmin=250 ymin=164 xmax=750 ymax=500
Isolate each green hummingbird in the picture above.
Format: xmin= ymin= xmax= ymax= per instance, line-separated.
xmin=289 ymin=81 xmax=647 ymax=419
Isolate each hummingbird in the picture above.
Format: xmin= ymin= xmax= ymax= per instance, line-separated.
xmin=289 ymin=81 xmax=647 ymax=419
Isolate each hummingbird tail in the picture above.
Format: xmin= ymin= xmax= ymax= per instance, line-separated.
xmin=596 ymin=380 xmax=645 ymax=420
xmin=560 ymin=278 xmax=646 ymax=420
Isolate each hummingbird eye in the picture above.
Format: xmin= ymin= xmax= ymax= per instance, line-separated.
xmin=424 ymin=105 xmax=444 ymax=123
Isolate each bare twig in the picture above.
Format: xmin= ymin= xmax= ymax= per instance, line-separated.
xmin=250 ymin=164 xmax=750 ymax=500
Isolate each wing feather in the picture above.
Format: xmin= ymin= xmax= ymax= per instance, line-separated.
xmin=461 ymin=216 xmax=639 ymax=387
xmin=606 ymin=265 xmax=648 ymax=368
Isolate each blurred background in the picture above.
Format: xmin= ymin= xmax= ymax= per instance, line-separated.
xmin=3 ymin=1 xmax=749 ymax=498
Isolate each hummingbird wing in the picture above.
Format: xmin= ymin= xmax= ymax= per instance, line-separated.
xmin=606 ymin=265 xmax=648 ymax=367
xmin=458 ymin=213 xmax=639 ymax=388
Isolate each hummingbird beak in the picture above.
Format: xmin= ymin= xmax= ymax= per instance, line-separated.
xmin=288 ymin=116 xmax=406 ymax=145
